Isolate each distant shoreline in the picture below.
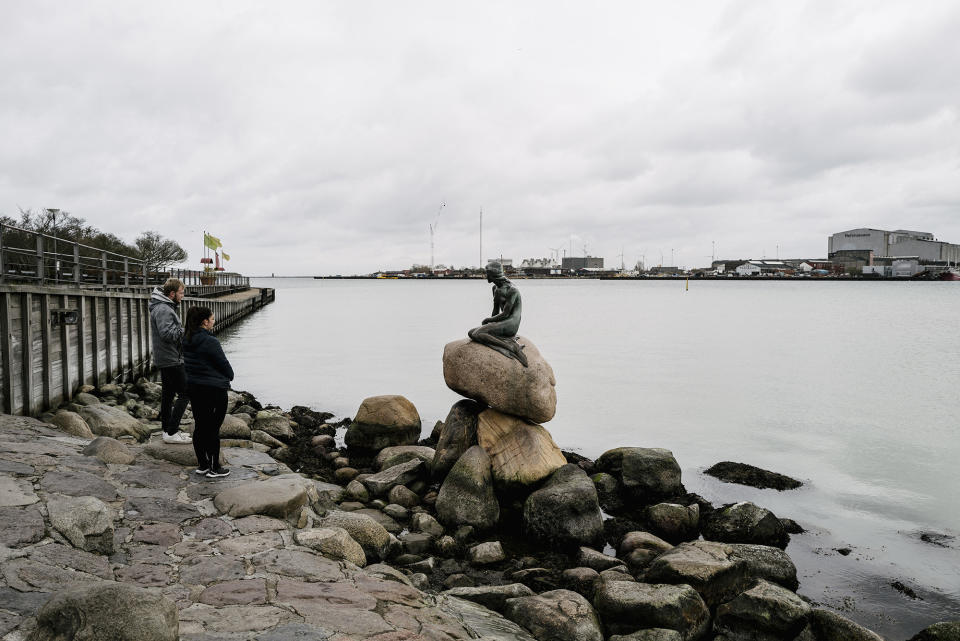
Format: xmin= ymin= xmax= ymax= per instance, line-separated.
xmin=283 ymin=275 xmax=949 ymax=282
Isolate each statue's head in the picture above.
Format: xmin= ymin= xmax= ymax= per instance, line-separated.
xmin=485 ymin=261 xmax=505 ymax=282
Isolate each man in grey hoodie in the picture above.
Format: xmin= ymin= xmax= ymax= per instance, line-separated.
xmin=149 ymin=278 xmax=193 ymax=444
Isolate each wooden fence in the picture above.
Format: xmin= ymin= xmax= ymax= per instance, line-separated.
xmin=0 ymin=285 xmax=274 ymax=416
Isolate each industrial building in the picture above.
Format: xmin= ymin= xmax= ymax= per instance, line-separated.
xmin=561 ymin=256 xmax=604 ymax=270
xmin=828 ymin=228 xmax=960 ymax=264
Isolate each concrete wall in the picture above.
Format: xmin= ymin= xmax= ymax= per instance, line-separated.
xmin=828 ymin=229 xmax=889 ymax=256
xmin=0 ymin=285 xmax=274 ymax=416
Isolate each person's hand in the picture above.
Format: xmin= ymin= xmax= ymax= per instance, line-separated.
xmin=482 ymin=318 xmax=492 ymax=325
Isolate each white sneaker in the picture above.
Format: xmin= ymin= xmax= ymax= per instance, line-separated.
xmin=162 ymin=432 xmax=193 ymax=444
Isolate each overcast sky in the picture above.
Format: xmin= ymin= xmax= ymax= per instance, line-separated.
xmin=2 ymin=1 xmax=958 ymax=275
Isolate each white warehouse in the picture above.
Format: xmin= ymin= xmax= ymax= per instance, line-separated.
xmin=828 ymin=228 xmax=960 ymax=263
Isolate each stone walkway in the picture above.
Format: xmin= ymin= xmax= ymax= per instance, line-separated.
xmin=0 ymin=414 xmax=535 ymax=641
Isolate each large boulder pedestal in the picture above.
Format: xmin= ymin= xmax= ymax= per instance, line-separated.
xmin=345 ymin=395 xmax=422 ymax=452
xmin=443 ymin=337 xmax=557 ymax=424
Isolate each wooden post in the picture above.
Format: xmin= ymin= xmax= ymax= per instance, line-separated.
xmin=1 ymin=293 xmax=14 ymax=413
xmin=142 ymin=262 xmax=147 ymax=285
xmin=125 ymin=297 xmax=134 ymax=381
xmin=40 ymin=294 xmax=52 ymax=409
xmin=61 ymin=293 xmax=72 ymax=402
xmin=73 ymin=242 xmax=80 ymax=285
xmin=77 ymin=295 xmax=87 ymax=392
xmin=101 ymin=252 xmax=107 ymax=290
xmin=90 ymin=296 xmax=101 ymax=386
xmin=103 ymin=294 xmax=113 ymax=382
xmin=0 ymin=223 xmax=6 ymax=285
xmin=36 ymin=235 xmax=44 ymax=285
xmin=21 ymin=292 xmax=34 ymax=415
xmin=124 ymin=257 xmax=130 ymax=286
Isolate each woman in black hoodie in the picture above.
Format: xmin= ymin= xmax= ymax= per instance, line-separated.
xmin=183 ymin=306 xmax=234 ymax=478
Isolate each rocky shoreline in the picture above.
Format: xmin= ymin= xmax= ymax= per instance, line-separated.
xmin=0 ymin=374 xmax=957 ymax=640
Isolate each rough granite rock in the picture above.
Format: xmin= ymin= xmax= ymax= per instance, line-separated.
xmin=504 ymin=589 xmax=604 ymax=641
xmin=220 ymin=413 xmax=253 ymax=439
xmin=46 ymin=494 xmax=115 ymax=554
xmin=436 ymin=445 xmax=500 ymax=531
xmin=442 ymin=583 xmax=535 ymax=613
xmin=713 ymin=579 xmax=810 ymax=639
xmin=907 ymin=622 xmax=960 ymax=641
xmin=295 ymin=527 xmax=367 ymax=567
xmin=642 ymin=541 xmax=798 ymax=607
xmin=78 ymin=404 xmax=152 ymax=442
xmin=478 ymin=409 xmax=566 ymax=489
xmin=253 ymin=411 xmax=296 ymax=442
xmin=702 ymin=501 xmax=790 ymax=549
xmin=213 ymin=475 xmax=312 ymax=519
xmin=523 ymin=464 xmax=604 ymax=549
xmin=345 ymin=395 xmax=422 ymax=451
xmin=375 ymin=445 xmax=436 ymax=471
xmin=361 ymin=458 xmax=425 ymax=497
xmin=593 ymin=581 xmax=710 ymax=640
xmin=81 ymin=436 xmax=136 ymax=465
xmin=596 ymin=447 xmax=683 ymax=504
xmin=27 ymin=581 xmax=178 ymax=641
xmin=317 ymin=510 xmax=392 ymax=562
xmin=443 ymin=337 xmax=557 ymax=423
xmin=432 ymin=399 xmax=483 ymax=481
xmin=645 ymin=503 xmax=700 ymax=544
xmin=49 ymin=410 xmax=94 ymax=439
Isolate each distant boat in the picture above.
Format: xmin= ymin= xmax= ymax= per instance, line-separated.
xmin=940 ymin=268 xmax=960 ymax=281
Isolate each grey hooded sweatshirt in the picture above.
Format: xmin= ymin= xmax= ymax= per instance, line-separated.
xmin=149 ymin=287 xmax=184 ymax=368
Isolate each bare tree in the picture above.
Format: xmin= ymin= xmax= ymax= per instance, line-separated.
xmin=135 ymin=231 xmax=188 ymax=270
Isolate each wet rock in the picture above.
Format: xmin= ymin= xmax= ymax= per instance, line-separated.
xmin=646 ymin=503 xmax=700 ymax=544
xmin=213 ymin=476 xmax=311 ymax=519
xmin=252 ymin=429 xmax=286 ymax=449
xmin=504 ymin=589 xmax=603 ymax=641
xmin=383 ymin=503 xmax=409 ymax=521
xmin=74 ymin=391 xmax=101 ymax=405
xmin=593 ymin=472 xmax=624 ymax=513
xmin=610 ymin=630 xmax=683 ymax=641
xmin=317 ymin=510 xmax=391 ymax=561
xmin=49 ymin=410 xmax=94 ymax=439
xmin=362 ymin=458 xmax=425 ymax=497
xmin=344 ymin=480 xmax=370 ymax=502
xmin=400 ymin=532 xmax=433 ymax=555
xmin=523 ymin=464 xmax=604 ymax=549
xmin=411 ymin=512 xmax=445 ymax=537
xmin=444 ymin=573 xmax=476 ymax=589
xmin=703 ymin=502 xmax=789 ymax=549
xmin=596 ymin=447 xmax=683 ymax=504
xmin=432 ymin=399 xmax=482 ymax=481
xmin=469 ymin=541 xmax=506 ymax=565
xmin=375 ymin=445 xmax=435 ymax=471
xmin=29 ymin=581 xmax=178 ymax=641
xmin=714 ymin=579 xmax=810 ymax=639
xmin=593 ymin=581 xmax=710 ymax=640
xmin=82 ymin=436 xmax=135 ymax=465
xmin=907 ymin=622 xmax=960 ymax=641
xmin=78 ymin=404 xmax=151 ymax=442
xmin=334 ymin=467 xmax=359 ymax=483
xmin=436 ymin=445 xmax=500 ymax=531
xmin=47 ymin=494 xmax=115 ymax=554
xmin=577 ymin=546 xmax=627 ymax=572
xmin=443 ymin=337 xmax=557 ymax=423
xmin=0 ymin=505 xmax=45 ymax=547
xmin=561 ymin=567 xmax=602 ymax=600
xmin=620 ymin=531 xmax=673 ymax=573
xmin=808 ymin=608 xmax=886 ymax=641
xmin=443 ymin=583 xmax=535 ymax=613
xmin=600 ymin=567 xmax=636 ymax=583
xmin=704 ymin=461 xmax=802 ymax=491
xmin=296 ymin=527 xmax=366 ymax=567
xmin=478 ymin=409 xmax=566 ymax=489
xmin=345 ymin=395 xmax=422 ymax=452
xmin=643 ymin=541 xmax=798 ymax=607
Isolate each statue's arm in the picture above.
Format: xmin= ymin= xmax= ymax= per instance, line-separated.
xmin=484 ymin=288 xmax=519 ymax=323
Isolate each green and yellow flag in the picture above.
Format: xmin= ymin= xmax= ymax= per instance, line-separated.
xmin=222 ymin=252 xmax=230 ymax=261
xmin=204 ymin=233 xmax=222 ymax=250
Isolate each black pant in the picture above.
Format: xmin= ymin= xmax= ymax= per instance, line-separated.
xmin=188 ymin=384 xmax=227 ymax=470
xmin=159 ymin=365 xmax=190 ymax=436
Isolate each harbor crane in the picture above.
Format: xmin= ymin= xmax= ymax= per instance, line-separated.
xmin=548 ymin=247 xmax=561 ymax=265
xmin=429 ymin=201 xmax=445 ymax=272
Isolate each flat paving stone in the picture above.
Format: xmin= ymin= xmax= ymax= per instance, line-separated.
xmin=0 ymin=587 xmax=50 ymax=615
xmin=233 ymin=515 xmax=289 ymax=535
xmin=128 ymin=544 xmax=176 ymax=565
xmin=199 ymin=578 xmax=268 ymax=606
xmin=256 ymin=623 xmax=336 ymax=641
xmin=0 ymin=611 xmax=20 ymax=637
xmin=132 ymin=522 xmax=182 ymax=547
xmin=0 ymin=505 xmax=45 ymax=547
xmin=124 ymin=496 xmax=200 ymax=523
xmin=178 ymin=605 xmax=295 ymax=635
xmin=0 ymin=476 xmax=39 ymax=507
xmin=57 ymin=455 xmax=109 ymax=473
xmin=222 ymin=447 xmax=279 ymax=467
xmin=185 ymin=476 xmax=252 ymax=501
xmin=115 ymin=562 xmax=174 ymax=587
xmin=27 ymin=543 xmax=114 ymax=579
xmin=250 ymin=549 xmax=348 ymax=582
xmin=0 ymin=460 xmax=36 ymax=476
xmin=216 ymin=532 xmax=284 ymax=556
xmin=114 ymin=464 xmax=186 ymax=489
xmin=41 ymin=469 xmax=118 ymax=500
xmin=179 ymin=555 xmax=247 ymax=585
xmin=168 ymin=540 xmax=214 ymax=558
xmin=185 ymin=518 xmax=234 ymax=540
xmin=2 ymin=558 xmax=104 ymax=592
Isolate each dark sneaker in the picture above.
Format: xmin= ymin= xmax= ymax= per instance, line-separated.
xmin=206 ymin=467 xmax=230 ymax=478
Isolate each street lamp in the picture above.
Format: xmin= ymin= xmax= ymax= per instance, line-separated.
xmin=46 ymin=208 xmax=61 ymax=283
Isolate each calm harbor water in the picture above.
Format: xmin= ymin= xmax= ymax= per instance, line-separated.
xmin=219 ymin=277 xmax=960 ymax=636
